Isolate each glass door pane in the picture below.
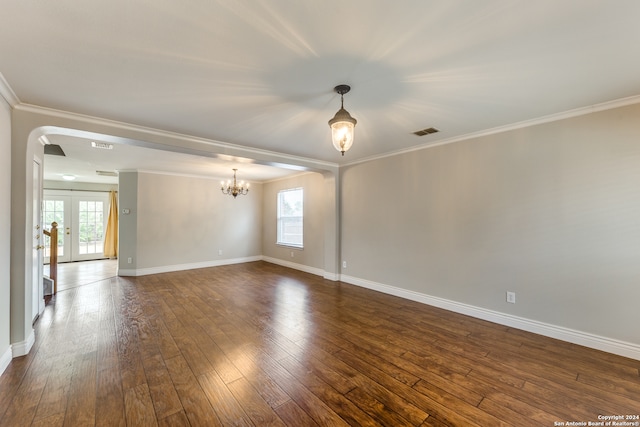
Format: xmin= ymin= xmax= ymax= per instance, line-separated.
xmin=72 ymin=194 xmax=109 ymax=261
xmin=42 ymin=195 xmax=71 ymax=263
xmin=78 ymin=200 xmax=104 ymax=255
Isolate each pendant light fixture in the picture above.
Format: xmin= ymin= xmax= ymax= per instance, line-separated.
xmin=221 ymin=169 xmax=249 ymax=198
xmin=328 ymin=84 xmax=357 ymax=156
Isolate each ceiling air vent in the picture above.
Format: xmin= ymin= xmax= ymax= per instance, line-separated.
xmin=413 ymin=127 xmax=439 ymax=136
xmin=91 ymin=141 xmax=114 ymax=150
xmin=44 ymin=144 xmax=66 ymax=156
xmin=96 ymin=170 xmax=118 ymax=177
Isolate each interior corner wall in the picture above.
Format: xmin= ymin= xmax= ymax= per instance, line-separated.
xmin=262 ymin=172 xmax=326 ymax=273
xmin=340 ymin=102 xmax=640 ymax=346
xmin=125 ymin=171 xmax=262 ymax=273
xmin=0 ymin=95 xmax=12 ymax=373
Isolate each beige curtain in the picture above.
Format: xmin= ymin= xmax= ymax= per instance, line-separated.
xmin=103 ymin=190 xmax=118 ymax=258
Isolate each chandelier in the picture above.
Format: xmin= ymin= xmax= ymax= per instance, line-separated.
xmin=221 ymin=169 xmax=249 ymax=198
xmin=328 ymin=84 xmax=357 ymax=156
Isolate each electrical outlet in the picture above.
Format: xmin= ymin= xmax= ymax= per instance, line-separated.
xmin=127 ymin=257 xmax=132 ymax=264
xmin=506 ymin=291 xmax=516 ymax=304
xmin=342 ymin=261 xmax=347 ymax=268
xmin=218 ymin=249 xmax=223 ymax=256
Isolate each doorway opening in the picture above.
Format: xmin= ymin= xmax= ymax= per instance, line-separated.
xmin=43 ymin=190 xmax=110 ymax=263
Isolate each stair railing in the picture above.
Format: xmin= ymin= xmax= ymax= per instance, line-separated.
xmin=43 ymin=222 xmax=58 ymax=294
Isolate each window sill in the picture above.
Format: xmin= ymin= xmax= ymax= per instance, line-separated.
xmin=277 ymin=243 xmax=304 ymax=250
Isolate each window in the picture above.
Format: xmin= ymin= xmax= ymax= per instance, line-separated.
xmin=78 ymin=200 xmax=105 ymax=255
xmin=277 ymin=188 xmax=303 ymax=248
xmin=42 ymin=199 xmax=66 ymax=258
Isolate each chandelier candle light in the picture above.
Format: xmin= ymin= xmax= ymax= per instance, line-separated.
xmin=328 ymin=84 xmax=357 ymax=156
xmin=221 ymin=169 xmax=249 ymax=198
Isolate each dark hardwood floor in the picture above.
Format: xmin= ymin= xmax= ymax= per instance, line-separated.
xmin=1 ymin=261 xmax=638 ymax=426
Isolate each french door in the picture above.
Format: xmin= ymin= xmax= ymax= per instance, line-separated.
xmin=43 ymin=190 xmax=110 ymax=263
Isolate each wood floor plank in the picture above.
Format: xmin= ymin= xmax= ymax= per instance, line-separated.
xmin=2 ymin=261 xmax=639 ymax=427
xmin=345 ymin=386 xmax=415 ymax=427
xmin=224 ymin=349 xmax=291 ymax=409
xmin=576 ymin=370 xmax=640 ymax=400
xmin=31 ymin=412 xmax=66 ymax=427
xmin=141 ymin=354 xmax=183 ymax=420
xmin=409 ymin=378 xmax=509 ymax=427
xmin=188 ymin=320 xmax=244 ymax=384
xmin=197 ymin=370 xmax=253 ymax=426
xmin=334 ymin=348 xmax=431 ymax=426
xmin=124 ymin=383 xmax=158 ymax=427
xmin=478 ymin=392 xmax=559 ymax=426
xmin=164 ymin=354 xmax=222 ymax=426
xmin=157 ymin=410 xmax=191 ymax=427
xmin=63 ymin=351 xmax=98 ymax=427
xmin=277 ymin=355 xmax=381 ymax=426
xmin=226 ymin=377 xmax=286 ymax=426
xmin=287 ymin=346 xmax=357 ymax=395
xmin=31 ymin=354 xmax=74 ymax=422
xmin=95 ymin=365 xmax=126 ymax=427
xmin=243 ymin=347 xmax=350 ymax=427
xmin=274 ymin=399 xmax=320 ymax=427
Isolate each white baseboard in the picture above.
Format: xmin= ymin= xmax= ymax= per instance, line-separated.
xmin=118 ymin=256 xmax=263 ymax=277
xmin=340 ymin=274 xmax=640 ymax=361
xmin=262 ymin=256 xmax=325 ymax=277
xmin=0 ymin=345 xmax=12 ymax=376
xmin=323 ymin=272 xmax=340 ymax=281
xmin=11 ymin=329 xmax=35 ymax=358
xmin=119 ymin=254 xmax=333 ymax=280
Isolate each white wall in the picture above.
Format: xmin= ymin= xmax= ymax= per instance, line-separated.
xmin=0 ymin=93 xmax=12 ymax=374
xmin=120 ymin=171 xmax=263 ymax=275
xmin=262 ymin=172 xmax=326 ymax=274
xmin=340 ymin=102 xmax=640 ymax=352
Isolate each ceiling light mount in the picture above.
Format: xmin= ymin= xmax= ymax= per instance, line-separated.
xmin=334 ymin=84 xmax=351 ymax=97
xmin=328 ymin=84 xmax=357 ymax=156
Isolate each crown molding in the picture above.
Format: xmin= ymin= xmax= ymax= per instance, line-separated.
xmin=13 ymin=103 xmax=340 ymax=171
xmin=262 ymin=170 xmax=317 ymax=184
xmin=0 ymin=72 xmax=20 ymax=106
xmin=345 ymin=94 xmax=640 ymax=167
xmin=120 ymin=168 xmax=265 ymax=184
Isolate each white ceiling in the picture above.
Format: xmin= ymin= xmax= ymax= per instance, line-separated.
xmin=2 ymin=1 xmax=640 ymax=182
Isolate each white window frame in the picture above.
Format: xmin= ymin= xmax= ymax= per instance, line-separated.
xmin=277 ymin=188 xmax=303 ymax=248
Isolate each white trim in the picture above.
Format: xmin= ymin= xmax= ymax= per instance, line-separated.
xmin=262 ymin=171 xmax=317 ymax=184
xmin=14 ymin=103 xmax=339 ymax=170
xmin=0 ymin=72 xmax=20 ymax=106
xmin=120 ymin=256 xmax=328 ymax=279
xmin=344 ymin=94 xmax=640 ymax=167
xmin=0 ymin=346 xmax=12 ymax=376
xmin=323 ymin=272 xmax=340 ymax=281
xmin=11 ymin=329 xmax=35 ymax=358
xmin=121 ymin=168 xmax=259 ymax=184
xmin=340 ymin=274 xmax=640 ymax=361
xmin=118 ymin=256 xmax=262 ymax=277
xmin=38 ymin=135 xmax=51 ymax=146
xmin=262 ymin=256 xmax=325 ymax=277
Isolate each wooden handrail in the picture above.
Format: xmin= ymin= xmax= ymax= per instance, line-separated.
xmin=44 ymin=222 xmax=58 ymax=294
